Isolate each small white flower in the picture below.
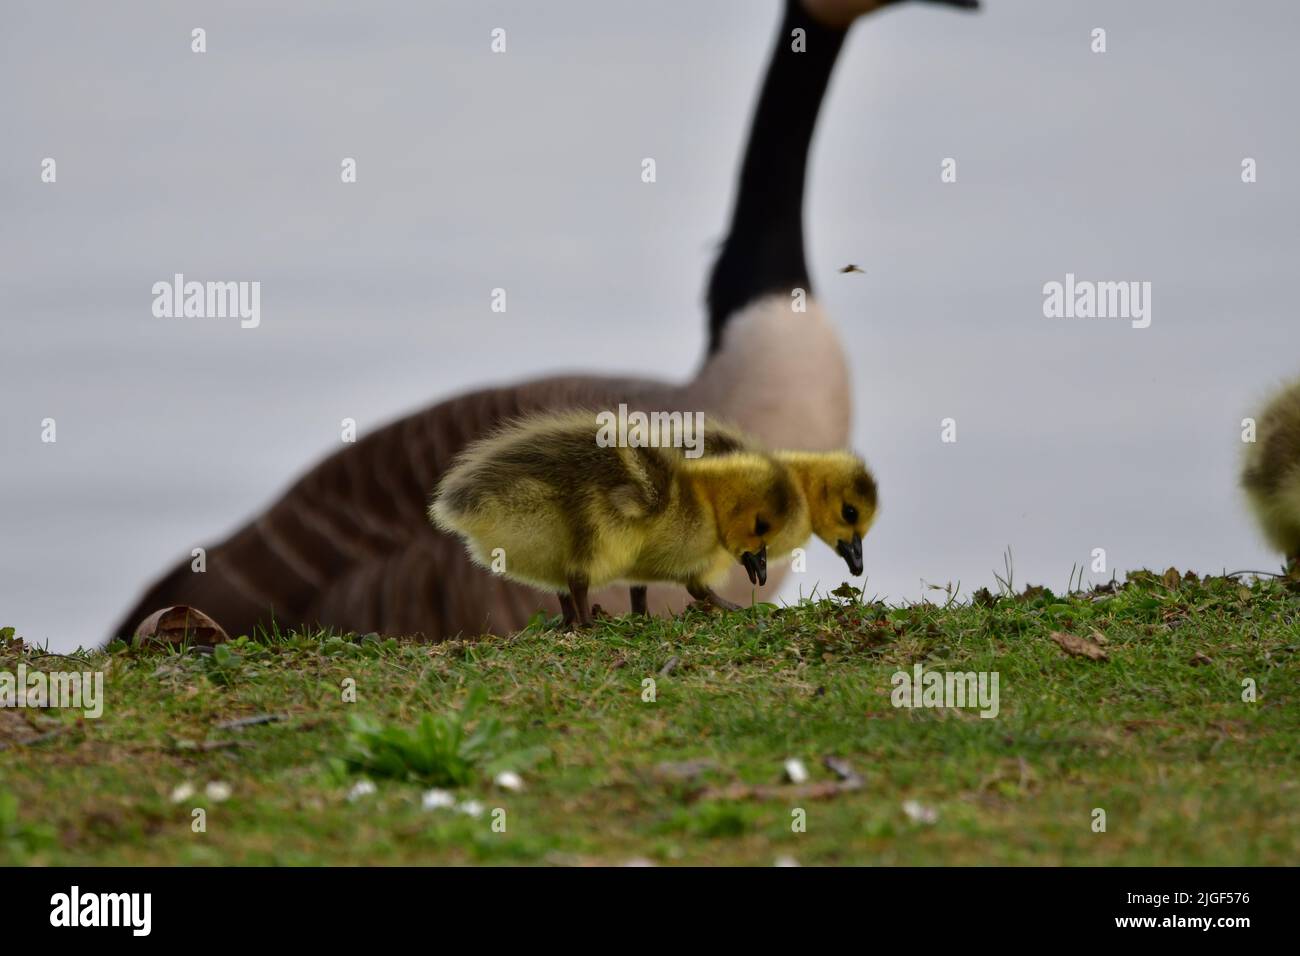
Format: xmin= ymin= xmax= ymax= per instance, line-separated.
xmin=205 ymin=781 xmax=233 ymax=802
xmin=169 ymin=782 xmax=195 ymax=804
xmin=620 ymin=857 xmax=656 ymax=867
xmin=421 ymin=788 xmax=456 ymax=811
xmin=774 ymin=856 xmax=800 ymax=867
xmin=902 ymin=799 xmax=939 ymax=825
xmin=494 ymin=770 xmax=524 ymax=792
xmin=783 ymin=758 xmax=809 ymax=784
xmin=457 ymin=799 xmax=485 ymax=818
xmin=346 ymin=780 xmax=376 ymax=803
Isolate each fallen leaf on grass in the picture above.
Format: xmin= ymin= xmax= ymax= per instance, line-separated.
xmin=1188 ymin=652 xmax=1214 ymax=666
xmin=133 ymin=606 xmax=229 ymax=648
xmin=1049 ymin=631 xmax=1109 ymax=661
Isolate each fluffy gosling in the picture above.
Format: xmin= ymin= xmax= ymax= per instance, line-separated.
xmin=684 ymin=420 xmax=879 ymax=575
xmin=1242 ymin=378 xmax=1300 ymax=569
xmin=773 ymin=450 xmax=878 ymax=575
xmin=429 ymin=410 xmax=800 ymax=626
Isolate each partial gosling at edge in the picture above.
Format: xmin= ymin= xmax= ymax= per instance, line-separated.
xmin=1242 ymin=378 xmax=1300 ymax=568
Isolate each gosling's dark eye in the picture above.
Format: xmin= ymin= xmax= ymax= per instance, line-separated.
xmin=841 ymin=504 xmax=858 ymax=524
xmin=754 ymin=517 xmax=770 ymax=537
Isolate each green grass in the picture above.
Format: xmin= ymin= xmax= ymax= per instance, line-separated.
xmin=1 ymin=569 xmax=1298 ymax=865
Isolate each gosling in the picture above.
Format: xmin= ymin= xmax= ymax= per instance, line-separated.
xmin=772 ymin=450 xmax=878 ymax=576
xmin=1242 ymin=378 xmax=1300 ymax=569
xmin=684 ymin=420 xmax=879 ymax=576
xmin=429 ymin=410 xmax=800 ymax=626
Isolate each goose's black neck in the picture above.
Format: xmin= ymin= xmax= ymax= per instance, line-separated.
xmin=706 ymin=0 xmax=847 ymax=353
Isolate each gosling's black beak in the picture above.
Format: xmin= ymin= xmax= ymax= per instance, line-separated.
xmin=836 ymin=532 xmax=864 ymax=576
xmin=740 ymin=543 xmax=768 ymax=587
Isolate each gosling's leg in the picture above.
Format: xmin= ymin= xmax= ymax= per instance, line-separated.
xmin=629 ymin=585 xmax=648 ymax=616
xmin=686 ymin=582 xmax=742 ymax=612
xmin=568 ymin=576 xmax=593 ymax=627
xmin=558 ymin=592 xmax=576 ymax=628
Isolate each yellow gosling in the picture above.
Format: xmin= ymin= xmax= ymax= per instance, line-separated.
xmin=1242 ymin=379 xmax=1300 ymax=569
xmin=430 ymin=410 xmax=800 ymax=625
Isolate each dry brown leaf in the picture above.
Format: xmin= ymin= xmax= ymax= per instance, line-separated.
xmin=1049 ymin=630 xmax=1109 ymax=661
xmin=132 ymin=605 xmax=229 ymax=648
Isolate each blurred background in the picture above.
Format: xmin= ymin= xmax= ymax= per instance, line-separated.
xmin=2 ymin=0 xmax=1297 ymax=652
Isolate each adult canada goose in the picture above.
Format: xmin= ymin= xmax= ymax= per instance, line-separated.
xmin=430 ymin=410 xmax=801 ymax=626
xmin=1241 ymin=378 xmax=1300 ymax=569
xmin=110 ymin=0 xmax=977 ymax=642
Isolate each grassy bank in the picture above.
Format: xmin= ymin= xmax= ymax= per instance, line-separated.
xmin=2 ymin=569 xmax=1297 ymax=865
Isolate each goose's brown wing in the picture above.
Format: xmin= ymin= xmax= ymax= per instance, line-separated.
xmin=109 ymin=374 xmax=679 ymax=642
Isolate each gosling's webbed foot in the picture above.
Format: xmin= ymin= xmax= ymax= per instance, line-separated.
xmin=706 ymin=592 xmax=743 ymax=611
xmin=686 ymin=583 xmax=742 ymax=612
